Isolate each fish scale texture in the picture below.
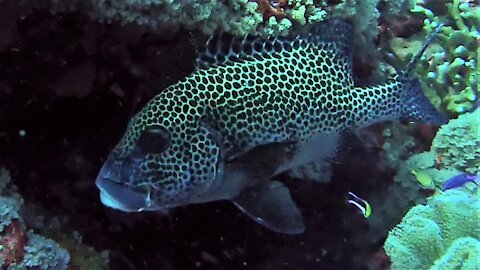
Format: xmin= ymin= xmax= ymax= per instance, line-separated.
xmin=111 ymin=22 xmax=403 ymax=204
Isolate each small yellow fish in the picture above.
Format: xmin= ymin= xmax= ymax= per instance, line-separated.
xmin=410 ymin=169 xmax=434 ymax=187
xmin=347 ymin=192 xmax=372 ymax=219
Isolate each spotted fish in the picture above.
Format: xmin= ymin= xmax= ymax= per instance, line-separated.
xmin=95 ymin=19 xmax=446 ymax=234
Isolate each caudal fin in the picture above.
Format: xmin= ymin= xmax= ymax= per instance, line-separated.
xmin=399 ymin=79 xmax=448 ymax=125
xmin=398 ymin=23 xmax=448 ymax=125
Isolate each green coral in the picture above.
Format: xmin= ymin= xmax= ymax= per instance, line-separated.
xmin=263 ymin=17 xmax=293 ymax=36
xmin=430 ymin=237 xmax=480 ymax=270
xmin=432 ymin=109 xmax=480 ymax=174
xmin=403 ymin=151 xmax=460 ymax=190
xmin=286 ymin=0 xmax=326 ymax=26
xmin=384 ymin=189 xmax=480 ymax=270
xmin=412 ymin=0 xmax=479 ymax=115
xmin=398 ymin=110 xmax=479 ymax=192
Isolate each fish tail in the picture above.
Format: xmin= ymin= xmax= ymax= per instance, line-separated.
xmin=352 ymin=23 xmax=447 ymax=128
xmin=397 ymin=23 xmax=448 ymax=125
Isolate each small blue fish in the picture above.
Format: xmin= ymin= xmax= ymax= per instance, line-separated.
xmin=442 ymin=174 xmax=478 ymax=191
xmin=470 ymin=98 xmax=480 ymax=112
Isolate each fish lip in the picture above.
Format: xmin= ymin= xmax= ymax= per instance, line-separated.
xmin=95 ymin=174 xmax=149 ymax=212
xmin=98 ymin=188 xmax=137 ymax=213
xmin=95 ymin=172 xmax=168 ymax=212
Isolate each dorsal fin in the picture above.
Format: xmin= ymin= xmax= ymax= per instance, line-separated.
xmin=400 ymin=22 xmax=445 ymax=81
xmin=196 ymin=18 xmax=354 ymax=69
xmin=196 ymin=33 xmax=300 ymax=69
xmin=302 ymin=18 xmax=353 ymax=61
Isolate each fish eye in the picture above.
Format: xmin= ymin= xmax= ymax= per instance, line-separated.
xmin=136 ymin=125 xmax=171 ymax=154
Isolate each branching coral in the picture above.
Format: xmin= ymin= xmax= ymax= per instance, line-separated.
xmin=20 ymin=232 xmax=70 ymax=270
xmin=411 ymin=0 xmax=479 ymax=115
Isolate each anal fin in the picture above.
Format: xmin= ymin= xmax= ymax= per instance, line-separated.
xmin=232 ymin=181 xmax=305 ymax=234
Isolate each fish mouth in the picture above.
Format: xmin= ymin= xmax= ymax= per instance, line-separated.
xmin=96 ymin=176 xmax=148 ymax=212
xmin=95 ymin=163 xmax=163 ymax=212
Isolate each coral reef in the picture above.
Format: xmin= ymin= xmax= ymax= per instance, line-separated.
xmin=384 ymin=188 xmax=480 ymax=270
xmin=19 ymin=232 xmax=70 ymax=270
xmin=410 ymin=0 xmax=479 ymax=115
xmin=18 ymin=0 xmax=420 ymax=83
xmin=0 ymin=168 xmax=71 ymax=269
xmin=369 ymin=108 xmax=478 ymax=269
xmin=329 ymin=0 xmax=380 ymax=49
xmin=0 ymin=168 xmax=108 ymax=269
xmin=384 ymin=109 xmax=479 ymax=270
xmin=328 ymin=0 xmax=384 ymax=80
xmin=21 ymin=0 xmax=414 ymax=55
xmin=380 ymin=124 xmax=417 ymax=169
xmin=431 ymin=109 xmax=479 ymax=174
xmin=51 ymin=233 xmax=108 ymax=270
xmin=327 ymin=0 xmax=415 ymax=82
xmin=430 ymin=237 xmax=480 ymax=270
xmin=25 ymin=0 xmax=328 ymax=36
xmin=398 ymin=109 xmax=479 ymax=195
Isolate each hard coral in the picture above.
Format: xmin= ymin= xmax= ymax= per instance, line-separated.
xmin=431 ymin=109 xmax=480 ymax=174
xmin=392 ymin=109 xmax=479 ymax=199
xmin=22 ymin=232 xmax=70 ymax=270
xmin=0 ymin=221 xmax=27 ymax=267
xmin=412 ymin=0 xmax=479 ymax=115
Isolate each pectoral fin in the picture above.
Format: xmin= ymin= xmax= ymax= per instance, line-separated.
xmin=232 ymin=181 xmax=305 ymax=234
